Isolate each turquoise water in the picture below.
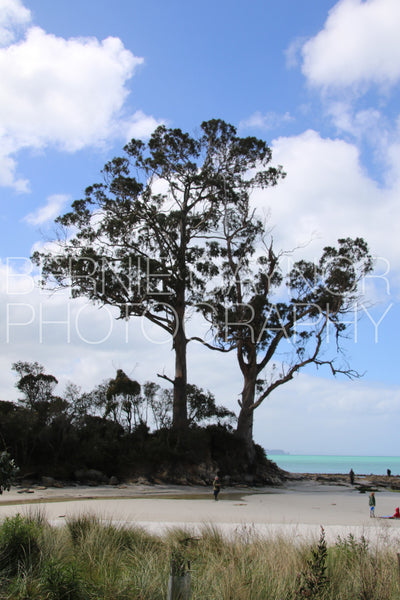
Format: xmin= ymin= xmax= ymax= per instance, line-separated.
xmin=267 ymin=455 xmax=400 ymax=476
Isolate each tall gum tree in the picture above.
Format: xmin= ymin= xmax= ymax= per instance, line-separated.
xmin=206 ymin=195 xmax=373 ymax=455
xmin=32 ymin=119 xmax=284 ymax=433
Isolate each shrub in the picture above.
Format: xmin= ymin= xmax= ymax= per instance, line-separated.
xmin=66 ymin=513 xmax=100 ymax=546
xmin=293 ymin=526 xmax=329 ymax=599
xmin=0 ymin=451 xmax=19 ymax=494
xmin=0 ymin=513 xmax=43 ymax=576
xmin=41 ymin=558 xmax=85 ymax=600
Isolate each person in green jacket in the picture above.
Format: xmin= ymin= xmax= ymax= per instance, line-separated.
xmin=369 ymin=492 xmax=376 ymax=517
xmin=212 ymin=476 xmax=221 ymax=501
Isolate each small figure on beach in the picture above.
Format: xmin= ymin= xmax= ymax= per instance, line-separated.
xmin=387 ymin=468 xmax=391 ymax=477
xmin=369 ymin=492 xmax=376 ymax=518
xmin=212 ymin=476 xmax=221 ymax=501
xmin=349 ymin=468 xmax=355 ymax=485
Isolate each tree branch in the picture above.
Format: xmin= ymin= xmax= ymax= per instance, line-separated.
xmin=157 ymin=372 xmax=174 ymax=385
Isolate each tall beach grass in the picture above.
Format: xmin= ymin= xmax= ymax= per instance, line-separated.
xmin=0 ymin=512 xmax=399 ymax=599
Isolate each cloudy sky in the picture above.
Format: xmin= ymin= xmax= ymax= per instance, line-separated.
xmin=0 ymin=0 xmax=399 ymax=456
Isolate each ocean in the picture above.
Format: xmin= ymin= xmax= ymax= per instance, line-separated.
xmin=267 ymin=454 xmax=400 ymax=476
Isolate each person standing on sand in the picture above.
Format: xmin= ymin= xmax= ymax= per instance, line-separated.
xmin=213 ymin=476 xmax=221 ymax=501
xmin=369 ymin=492 xmax=376 ymax=517
xmin=349 ymin=468 xmax=355 ymax=485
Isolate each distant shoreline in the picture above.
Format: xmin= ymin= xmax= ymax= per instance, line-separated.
xmin=268 ymin=454 xmax=400 ymax=477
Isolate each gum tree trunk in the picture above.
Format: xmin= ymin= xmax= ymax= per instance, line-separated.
xmin=235 ymin=371 xmax=257 ymax=461
xmin=172 ymin=296 xmax=188 ymax=431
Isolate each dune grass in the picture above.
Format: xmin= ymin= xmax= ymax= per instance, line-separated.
xmin=0 ymin=512 xmax=399 ymax=599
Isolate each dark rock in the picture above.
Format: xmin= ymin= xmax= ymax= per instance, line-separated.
xmin=244 ymin=474 xmax=255 ymax=485
xmin=74 ymin=469 xmax=108 ymax=485
xmin=42 ymin=476 xmax=57 ymax=487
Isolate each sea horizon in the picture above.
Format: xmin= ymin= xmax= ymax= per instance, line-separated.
xmin=267 ymin=454 xmax=400 ymax=476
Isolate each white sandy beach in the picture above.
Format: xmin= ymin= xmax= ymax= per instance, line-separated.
xmin=1 ymin=480 xmax=400 ymax=546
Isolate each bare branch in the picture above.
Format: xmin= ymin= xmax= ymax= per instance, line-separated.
xmin=157 ymin=372 xmax=174 ymax=385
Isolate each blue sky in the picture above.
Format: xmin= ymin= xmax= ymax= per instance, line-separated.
xmin=0 ymin=0 xmax=399 ymax=455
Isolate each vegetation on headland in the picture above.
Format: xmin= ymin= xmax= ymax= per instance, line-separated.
xmin=0 ymin=512 xmax=399 ymax=599
xmin=0 ymin=361 xmax=283 ymax=486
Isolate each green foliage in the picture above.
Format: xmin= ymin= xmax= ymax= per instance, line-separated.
xmin=105 ymin=370 xmax=141 ymax=432
xmin=74 ymin=415 xmax=125 ymax=475
xmin=12 ymin=361 xmax=58 ymax=410
xmin=66 ymin=514 xmax=101 ymax=546
xmin=42 ymin=558 xmax=85 ymax=600
xmin=187 ymin=384 xmax=236 ymax=427
xmin=0 ymin=451 xmax=19 ymax=494
xmin=293 ymin=527 xmax=329 ymax=599
xmin=0 ymin=513 xmax=43 ymax=577
xmin=2 ymin=359 xmax=269 ymax=482
xmin=334 ymin=533 xmax=369 ymax=568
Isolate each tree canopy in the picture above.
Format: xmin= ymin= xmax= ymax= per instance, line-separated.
xmin=32 ymin=119 xmax=284 ymax=432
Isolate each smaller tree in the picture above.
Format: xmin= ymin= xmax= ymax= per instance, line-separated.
xmin=144 ymin=382 xmax=173 ymax=430
xmin=143 ymin=381 xmax=236 ymax=430
xmin=186 ymin=384 xmax=236 ymax=427
xmin=12 ymin=361 xmax=58 ymax=410
xmin=106 ymin=370 xmax=141 ymax=432
xmin=0 ymin=451 xmax=19 ymax=494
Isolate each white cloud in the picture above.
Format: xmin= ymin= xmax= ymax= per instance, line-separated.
xmin=124 ymin=110 xmax=165 ymax=141
xmin=285 ymin=36 xmax=307 ymax=69
xmin=0 ymin=0 xmax=31 ymax=45
xmin=0 ymin=2 xmax=163 ymax=190
xmin=24 ymin=194 xmax=69 ymax=226
xmin=302 ymin=0 xmax=400 ymax=91
xmin=0 ymin=144 xmax=29 ymax=192
xmin=256 ymin=130 xmax=399 ymax=274
xmin=0 ymin=27 xmax=142 ymax=152
xmin=327 ymin=102 xmax=385 ymax=140
xmin=0 ymin=261 xmax=173 ymax=400
xmin=239 ymin=111 xmax=293 ymax=132
xmin=257 ymin=130 xmax=375 ymax=246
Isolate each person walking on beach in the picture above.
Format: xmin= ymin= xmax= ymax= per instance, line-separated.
xmin=369 ymin=492 xmax=376 ymax=517
xmin=212 ymin=476 xmax=221 ymax=501
xmin=349 ymin=468 xmax=355 ymax=485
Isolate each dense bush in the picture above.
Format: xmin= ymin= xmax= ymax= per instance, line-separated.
xmin=0 ymin=397 xmax=277 ymax=483
xmin=0 ymin=513 xmax=43 ymax=577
